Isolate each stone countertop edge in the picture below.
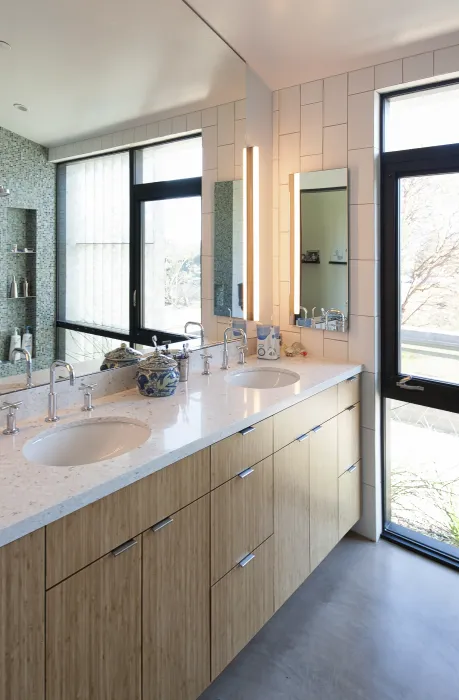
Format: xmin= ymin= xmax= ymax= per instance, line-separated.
xmin=0 ymin=357 xmax=363 ymax=548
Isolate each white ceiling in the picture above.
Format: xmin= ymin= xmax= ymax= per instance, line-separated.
xmin=0 ymin=0 xmax=245 ymax=146
xmin=188 ymin=0 xmax=459 ymax=89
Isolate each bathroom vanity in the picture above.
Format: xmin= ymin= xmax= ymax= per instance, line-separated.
xmin=0 ymin=357 xmax=361 ymax=700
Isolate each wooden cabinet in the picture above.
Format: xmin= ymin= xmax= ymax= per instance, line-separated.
xmin=211 ymin=456 xmax=273 ymax=584
xmin=310 ymin=416 xmax=339 ymax=572
xmin=211 ymin=417 xmax=273 ymax=488
xmin=273 ymin=386 xmax=337 ymax=452
xmin=211 ymin=535 xmax=274 ymax=681
xmin=338 ymin=402 xmax=361 ymax=476
xmin=338 ymin=374 xmax=360 ymax=413
xmin=0 ymin=529 xmax=44 ymax=700
xmin=46 ymin=537 xmax=141 ymax=700
xmin=143 ymin=495 xmax=210 ymax=700
xmin=339 ymin=461 xmax=362 ymax=539
xmin=274 ymin=437 xmax=310 ymax=611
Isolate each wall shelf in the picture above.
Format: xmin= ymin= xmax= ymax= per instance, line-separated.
xmin=7 ymin=296 xmax=37 ymax=300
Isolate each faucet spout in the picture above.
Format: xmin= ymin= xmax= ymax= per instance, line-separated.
xmin=184 ymin=321 xmax=205 ymax=346
xmin=46 ymin=360 xmax=76 ymax=422
xmin=221 ymin=327 xmax=247 ymax=370
xmin=12 ymin=347 xmax=33 ymax=388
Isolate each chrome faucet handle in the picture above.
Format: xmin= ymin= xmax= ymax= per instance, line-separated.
xmin=237 ymin=344 xmax=248 ymax=365
xmin=200 ymin=352 xmax=212 ymax=376
xmin=79 ymin=383 xmax=98 ymax=412
xmin=1 ymin=401 xmax=22 ymax=435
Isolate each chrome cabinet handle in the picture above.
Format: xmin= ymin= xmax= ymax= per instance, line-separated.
xmin=346 ymin=375 xmax=358 ymax=383
xmin=297 ymin=432 xmax=309 ymax=442
xmin=396 ymin=375 xmax=424 ymax=391
xmin=239 ymin=552 xmax=255 ymax=568
xmin=238 ymin=467 xmax=255 ymax=478
xmin=347 ymin=464 xmax=357 ymax=473
xmin=311 ymin=425 xmax=322 ymax=433
xmin=151 ymin=516 xmax=174 ymax=532
xmin=240 ymin=425 xmax=256 ymax=436
xmin=111 ymin=538 xmax=137 ymax=557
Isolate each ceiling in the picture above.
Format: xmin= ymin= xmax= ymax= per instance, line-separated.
xmin=188 ymin=0 xmax=459 ymax=89
xmin=0 ymin=0 xmax=245 ymax=147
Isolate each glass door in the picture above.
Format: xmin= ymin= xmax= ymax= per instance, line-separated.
xmin=382 ymin=145 xmax=459 ymax=565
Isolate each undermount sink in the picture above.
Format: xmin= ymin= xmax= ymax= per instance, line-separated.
xmin=226 ymin=367 xmax=300 ymax=389
xmin=23 ymin=418 xmax=151 ymax=467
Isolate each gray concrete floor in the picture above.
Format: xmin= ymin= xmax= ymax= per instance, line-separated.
xmin=200 ymin=535 xmax=459 ymax=700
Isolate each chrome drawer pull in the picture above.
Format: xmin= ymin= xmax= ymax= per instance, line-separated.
xmin=238 ymin=466 xmax=255 ymax=479
xmin=112 ymin=538 xmax=137 ymax=557
xmin=151 ymin=516 xmax=174 ymax=532
xmin=297 ymin=432 xmax=309 ymax=442
xmin=239 ymin=552 xmax=255 ymax=568
xmin=347 ymin=464 xmax=357 ymax=473
xmin=347 ymin=404 xmax=357 ymax=411
xmin=311 ymin=425 xmax=322 ymax=433
xmin=240 ymin=425 xmax=256 ymax=436
xmin=346 ymin=375 xmax=358 ymax=382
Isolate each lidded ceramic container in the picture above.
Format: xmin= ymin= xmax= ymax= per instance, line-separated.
xmin=136 ymin=348 xmax=180 ymax=397
xmin=100 ymin=343 xmax=143 ymax=371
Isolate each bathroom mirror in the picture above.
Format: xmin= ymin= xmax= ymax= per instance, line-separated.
xmin=213 ymin=180 xmax=244 ymax=318
xmin=289 ymin=168 xmax=349 ymax=332
xmin=0 ymin=0 xmax=246 ymax=395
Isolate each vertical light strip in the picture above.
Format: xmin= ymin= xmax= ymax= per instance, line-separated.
xmin=290 ymin=172 xmax=301 ymax=318
xmin=252 ymin=147 xmax=260 ymax=322
xmin=242 ymin=147 xmax=248 ymax=319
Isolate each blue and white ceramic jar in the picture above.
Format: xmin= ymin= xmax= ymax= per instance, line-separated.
xmin=136 ymin=349 xmax=179 ymax=398
xmin=100 ymin=343 xmax=143 ymax=371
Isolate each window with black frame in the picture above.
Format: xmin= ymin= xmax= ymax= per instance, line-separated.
xmin=56 ymin=135 xmax=202 ymax=351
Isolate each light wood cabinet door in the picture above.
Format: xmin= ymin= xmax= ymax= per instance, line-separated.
xmin=211 ymin=535 xmax=274 ymax=681
xmin=142 ymin=495 xmax=210 ymax=700
xmin=46 ymin=537 xmax=141 ymax=700
xmin=0 ymin=529 xmax=45 ymax=700
xmin=339 ymin=461 xmax=362 ymax=539
xmin=338 ymin=402 xmax=361 ymax=476
xmin=337 ymin=374 xmax=360 ymax=413
xmin=310 ymin=416 xmax=339 ymax=571
xmin=211 ymin=455 xmax=273 ymax=584
xmin=274 ymin=437 xmax=310 ymax=611
xmin=211 ymin=417 xmax=273 ymax=488
xmin=273 ymin=386 xmax=337 ymax=452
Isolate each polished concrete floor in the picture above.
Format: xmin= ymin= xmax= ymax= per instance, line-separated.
xmin=200 ymin=535 xmax=459 ymax=700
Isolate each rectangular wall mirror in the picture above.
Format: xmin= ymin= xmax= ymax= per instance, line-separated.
xmin=290 ymin=168 xmax=349 ymax=332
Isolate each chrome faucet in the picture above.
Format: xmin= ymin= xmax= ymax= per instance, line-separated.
xmin=299 ymin=306 xmax=307 ymax=320
xmin=325 ymin=308 xmax=346 ymax=332
xmin=46 ymin=360 xmax=76 ymax=423
xmin=184 ymin=321 xmax=205 ymax=345
xmin=11 ymin=347 xmax=33 ymax=388
xmin=221 ymin=327 xmax=247 ymax=370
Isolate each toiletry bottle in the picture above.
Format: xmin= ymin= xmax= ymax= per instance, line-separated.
xmin=22 ymin=326 xmax=33 ymax=356
xmin=22 ymin=278 xmax=29 ymax=298
xmin=9 ymin=275 xmax=18 ymax=298
xmin=9 ymin=327 xmax=21 ymax=362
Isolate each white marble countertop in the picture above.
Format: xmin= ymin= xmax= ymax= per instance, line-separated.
xmin=0 ymin=355 xmax=362 ymax=548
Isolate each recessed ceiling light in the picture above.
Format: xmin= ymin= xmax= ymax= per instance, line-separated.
xmin=13 ymin=103 xmax=28 ymax=112
xmin=0 ymin=41 xmax=11 ymax=50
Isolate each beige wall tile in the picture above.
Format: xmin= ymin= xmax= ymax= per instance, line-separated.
xmin=217 ymin=144 xmax=235 ymax=181
xmin=300 ymin=154 xmax=323 ymax=172
xmin=273 ymin=110 xmax=279 ymax=159
xmin=279 ymin=184 xmax=290 ymax=232
xmin=202 ymin=169 xmax=217 ymax=214
xmin=172 ymin=115 xmax=187 ymax=134
xmin=300 ymin=327 xmax=324 ymax=357
xmin=202 ymin=106 xmax=217 ymax=127
xmin=300 ymin=102 xmax=323 ymax=156
xmin=101 ymin=134 xmax=114 ymax=150
xmin=273 ymin=162 xmax=279 ymax=209
xmin=352 ymin=483 xmax=380 ymax=541
xmin=134 ymin=124 xmax=147 ymax=142
xmin=434 ymin=44 xmax=459 ymax=75
xmin=234 ymin=118 xmax=245 ymax=167
xmin=323 ymin=73 xmax=348 ymax=127
xmin=324 ymin=338 xmax=349 ymax=361
xmin=158 ymin=119 xmax=172 ymax=136
xmin=348 ymin=148 xmax=376 ymax=204
xmin=279 ymin=85 xmax=301 ymax=134
xmin=273 ymin=305 xmax=280 ymax=325
xmin=402 ymin=52 xmax=433 ymax=82
xmin=348 ymin=91 xmax=375 ymax=150
xmin=146 ymin=122 xmax=159 ymax=140
xmin=282 ymin=330 xmax=301 ymax=348
xmin=273 ymin=257 xmax=279 ymax=306
xmin=279 ymin=132 xmax=300 ymax=185
xmin=348 ymin=314 xmax=376 ymax=372
xmin=324 ymin=329 xmax=348 ymax=342
xmin=350 ymin=260 xmax=377 ymax=317
xmin=203 ymin=125 xmax=217 ymax=170
xmin=273 ymin=208 xmax=279 ymax=256
xmin=350 ymin=204 xmax=377 ymax=260
xmin=362 ymin=427 xmax=377 ymax=487
xmin=217 ymin=103 xmax=235 ymax=145
xmin=273 ymin=90 xmax=279 ymax=112
xmin=323 ymin=124 xmax=347 ymax=169
xmin=235 ymin=99 xmax=246 ymax=120
xmin=186 ymin=111 xmax=202 ymax=131
xmin=375 ymin=60 xmax=403 ymax=89
xmin=348 ymin=66 xmax=374 ymax=94
xmin=361 ymin=370 xmax=377 ymax=430
xmin=279 ymin=232 xmax=290 ymax=282
xmin=301 ymin=79 xmax=323 ymax=105
xmin=201 ymin=255 xmax=214 ymax=300
xmin=201 ymin=213 xmax=213 ymax=257
xmin=201 ymin=298 xmax=217 ymax=341
xmin=234 ymin=164 xmax=243 ymax=179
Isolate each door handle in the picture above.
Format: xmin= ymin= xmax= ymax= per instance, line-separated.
xmin=396 ymin=375 xmax=424 ymax=391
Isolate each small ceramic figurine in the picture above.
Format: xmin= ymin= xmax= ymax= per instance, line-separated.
xmin=100 ymin=343 xmax=143 ymax=371
xmin=136 ymin=347 xmax=180 ymax=397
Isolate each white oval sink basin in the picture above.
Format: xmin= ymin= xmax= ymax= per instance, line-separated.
xmin=226 ymin=367 xmax=300 ymax=389
xmin=23 ymin=418 xmax=151 ymax=467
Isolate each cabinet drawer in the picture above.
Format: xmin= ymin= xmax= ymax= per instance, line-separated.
xmin=339 ymin=461 xmax=362 ymax=539
xmin=273 ymin=386 xmax=338 ymax=452
xmin=211 ymin=535 xmax=274 ymax=681
xmin=211 ymin=456 xmax=273 ymax=584
xmin=338 ymin=374 xmax=360 ymax=413
xmin=338 ymin=402 xmax=361 ymax=476
xmin=46 ymin=448 xmax=210 ymax=587
xmin=211 ymin=417 xmax=273 ymax=489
